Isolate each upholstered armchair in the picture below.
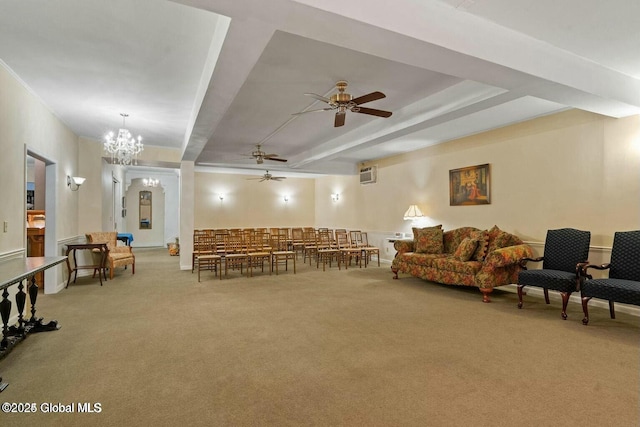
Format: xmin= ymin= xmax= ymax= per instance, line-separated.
xmin=517 ymin=228 xmax=591 ymax=319
xmin=86 ymin=232 xmax=135 ymax=280
xmin=580 ymin=230 xmax=640 ymax=325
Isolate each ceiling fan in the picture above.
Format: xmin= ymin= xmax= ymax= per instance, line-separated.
xmin=248 ymin=144 xmax=287 ymax=164
xmin=293 ymin=80 xmax=392 ymax=127
xmin=247 ymin=170 xmax=286 ymax=182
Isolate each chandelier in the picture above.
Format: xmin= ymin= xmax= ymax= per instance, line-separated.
xmin=143 ymin=178 xmax=159 ymax=187
xmin=104 ymin=113 xmax=143 ymax=165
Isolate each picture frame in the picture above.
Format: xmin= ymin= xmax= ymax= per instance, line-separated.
xmin=449 ymin=163 xmax=490 ymax=206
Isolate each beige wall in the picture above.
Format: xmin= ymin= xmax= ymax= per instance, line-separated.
xmin=126 ymin=179 xmax=166 ymax=247
xmin=315 ymin=110 xmax=640 ymax=248
xmin=0 ymin=63 xmax=80 ymax=252
xmin=193 ymin=171 xmax=315 ymax=229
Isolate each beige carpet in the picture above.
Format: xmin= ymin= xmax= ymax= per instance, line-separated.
xmin=1 ymin=248 xmax=638 ymax=426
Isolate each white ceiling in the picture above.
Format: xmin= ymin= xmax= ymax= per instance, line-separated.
xmin=1 ymin=0 xmax=639 ymax=176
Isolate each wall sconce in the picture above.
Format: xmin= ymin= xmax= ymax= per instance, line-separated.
xmin=403 ymin=204 xmax=424 ymax=220
xmin=219 ymin=194 xmax=224 ymax=202
xmin=67 ymin=175 xmax=86 ymax=191
xmin=283 ymin=195 xmax=289 ymax=203
xmin=331 ymin=193 xmax=339 ymax=202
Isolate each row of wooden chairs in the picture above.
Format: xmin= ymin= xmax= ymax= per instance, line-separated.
xmin=195 ymin=233 xmax=296 ymax=281
xmin=304 ymin=229 xmax=380 ymax=271
xmin=193 ymin=228 xmax=380 ymax=279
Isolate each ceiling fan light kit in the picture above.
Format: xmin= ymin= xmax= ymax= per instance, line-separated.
xmin=294 ymin=80 xmax=392 ymax=127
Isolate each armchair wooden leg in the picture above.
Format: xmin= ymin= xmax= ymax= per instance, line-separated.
xmin=517 ymin=284 xmax=525 ymax=308
xmin=391 ymin=266 xmax=398 ymax=279
xmin=560 ymin=292 xmax=571 ymax=320
xmin=609 ymin=301 xmax=616 ymax=319
xmin=543 ymin=288 xmax=550 ymax=304
xmin=581 ymin=296 xmax=591 ymax=325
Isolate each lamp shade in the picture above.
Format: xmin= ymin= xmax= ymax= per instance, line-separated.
xmin=403 ymin=204 xmax=424 ymax=220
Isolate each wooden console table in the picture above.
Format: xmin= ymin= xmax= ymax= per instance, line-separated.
xmin=0 ymin=256 xmax=66 ymax=392
xmin=65 ymin=242 xmax=109 ymax=287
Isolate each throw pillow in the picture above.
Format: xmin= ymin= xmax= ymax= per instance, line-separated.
xmin=487 ymin=230 xmax=512 ymax=255
xmin=453 ymin=237 xmax=478 ymax=262
xmin=469 ymin=230 xmax=489 ymax=261
xmin=413 ymin=227 xmax=444 ymax=254
xmin=412 ymin=225 xmax=442 ymax=248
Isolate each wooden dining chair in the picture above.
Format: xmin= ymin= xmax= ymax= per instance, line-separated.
xmin=291 ymin=228 xmax=305 ymax=258
xmin=223 ymin=234 xmax=250 ymax=278
xmin=197 ymin=235 xmax=222 ymax=281
xmin=271 ymin=233 xmax=296 ymax=275
xmin=246 ymin=233 xmax=271 ymax=276
xmin=302 ymin=230 xmax=319 ymax=265
xmin=192 ymin=230 xmax=213 ymax=273
xmin=337 ymin=231 xmax=361 ymax=269
xmin=360 ymin=232 xmax=380 ymax=267
xmin=317 ymin=229 xmax=340 ymax=271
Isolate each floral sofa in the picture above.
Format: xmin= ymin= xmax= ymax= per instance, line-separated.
xmin=391 ymin=225 xmax=532 ymax=302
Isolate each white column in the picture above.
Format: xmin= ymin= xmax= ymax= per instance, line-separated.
xmin=179 ymin=161 xmax=194 ymax=270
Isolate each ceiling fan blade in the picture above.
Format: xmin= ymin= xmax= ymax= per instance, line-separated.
xmin=354 ymin=107 xmax=392 ymax=118
xmin=273 ymin=177 xmax=286 ymax=181
xmin=292 ymin=107 xmax=334 ymax=116
xmin=304 ymin=93 xmax=331 ymax=103
xmin=264 ymin=157 xmax=288 ymax=162
xmin=334 ymin=112 xmax=346 ymax=127
xmin=351 ymin=91 xmax=386 ymax=105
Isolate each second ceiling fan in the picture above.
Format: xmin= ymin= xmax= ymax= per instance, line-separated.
xmin=293 ymin=80 xmax=392 ymax=127
xmin=249 ymin=144 xmax=287 ymax=164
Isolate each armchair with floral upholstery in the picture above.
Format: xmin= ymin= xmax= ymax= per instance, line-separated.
xmin=86 ymin=232 xmax=135 ymax=280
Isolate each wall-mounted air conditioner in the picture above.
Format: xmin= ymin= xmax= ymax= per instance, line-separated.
xmin=359 ymin=166 xmax=377 ymax=184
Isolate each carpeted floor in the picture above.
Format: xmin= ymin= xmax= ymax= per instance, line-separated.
xmin=1 ymin=248 xmax=638 ymax=426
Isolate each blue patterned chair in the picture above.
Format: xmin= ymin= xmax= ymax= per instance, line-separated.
xmin=517 ymin=228 xmax=591 ymax=319
xmin=580 ymin=230 xmax=640 ymax=325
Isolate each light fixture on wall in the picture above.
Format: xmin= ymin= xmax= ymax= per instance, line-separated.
xmin=283 ymin=195 xmax=289 ymax=203
xmin=403 ymin=204 xmax=424 ymax=220
xmin=67 ymin=175 xmax=86 ymax=191
xmin=104 ymin=113 xmax=144 ymax=165
xmin=143 ymin=178 xmax=159 ymax=187
xmin=331 ymin=193 xmax=339 ymax=202
xmin=219 ymin=194 xmax=224 ymax=202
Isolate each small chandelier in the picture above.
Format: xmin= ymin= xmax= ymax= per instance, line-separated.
xmin=143 ymin=178 xmax=159 ymax=187
xmin=104 ymin=113 xmax=143 ymax=165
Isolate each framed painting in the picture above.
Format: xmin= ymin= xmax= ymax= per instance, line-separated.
xmin=449 ymin=163 xmax=490 ymax=206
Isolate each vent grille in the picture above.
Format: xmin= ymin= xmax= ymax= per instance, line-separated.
xmin=359 ymin=166 xmax=377 ymax=184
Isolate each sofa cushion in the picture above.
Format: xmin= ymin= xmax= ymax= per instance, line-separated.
xmin=398 ymin=252 xmax=447 ymax=267
xmin=453 ymin=237 xmax=478 ymax=262
xmin=486 ymin=225 xmax=514 ymax=255
xmin=468 ymin=230 xmax=489 ymax=261
xmin=413 ymin=226 xmax=444 ymax=254
xmin=432 ymin=257 xmax=483 ymax=275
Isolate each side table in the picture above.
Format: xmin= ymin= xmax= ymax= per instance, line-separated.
xmin=65 ymin=243 xmax=109 ymax=287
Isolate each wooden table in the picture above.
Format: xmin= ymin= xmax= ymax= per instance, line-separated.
xmin=65 ymin=242 xmax=109 ymax=287
xmin=0 ymin=256 xmax=66 ymax=392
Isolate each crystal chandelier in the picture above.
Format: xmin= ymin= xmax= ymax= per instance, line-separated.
xmin=104 ymin=113 xmax=143 ymax=165
xmin=143 ymin=178 xmax=159 ymax=187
